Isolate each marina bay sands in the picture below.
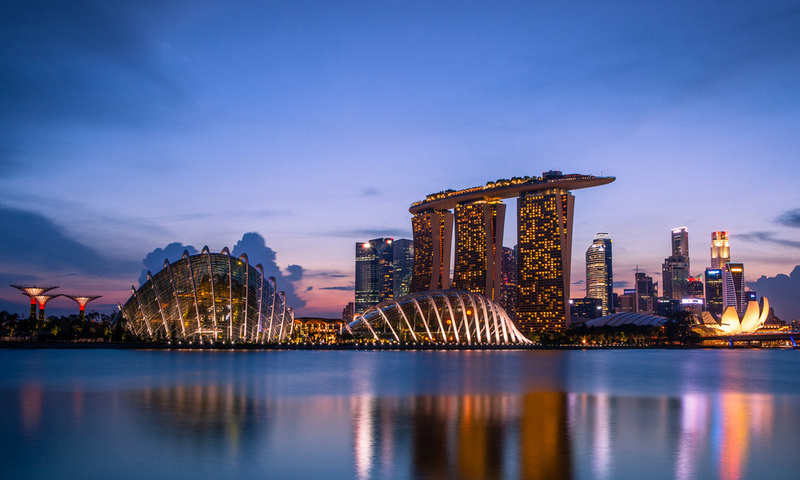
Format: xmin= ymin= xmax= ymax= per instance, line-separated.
xmin=408 ymin=170 xmax=615 ymax=334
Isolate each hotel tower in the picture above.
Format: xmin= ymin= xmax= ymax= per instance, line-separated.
xmin=409 ymin=171 xmax=614 ymax=335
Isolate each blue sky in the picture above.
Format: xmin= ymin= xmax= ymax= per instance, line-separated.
xmin=1 ymin=0 xmax=799 ymax=319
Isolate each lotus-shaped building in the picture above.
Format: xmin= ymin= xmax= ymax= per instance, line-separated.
xmin=701 ymin=298 xmax=770 ymax=335
xmin=121 ymin=247 xmax=294 ymax=343
xmin=346 ymin=290 xmax=531 ymax=344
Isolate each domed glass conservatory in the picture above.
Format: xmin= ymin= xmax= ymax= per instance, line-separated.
xmin=121 ymin=247 xmax=293 ymax=343
xmin=346 ymin=290 xmax=530 ymax=344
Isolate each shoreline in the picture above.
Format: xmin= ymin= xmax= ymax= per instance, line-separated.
xmin=0 ymin=341 xmax=767 ymax=350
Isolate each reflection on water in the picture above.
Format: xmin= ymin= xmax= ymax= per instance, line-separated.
xmin=3 ymin=350 xmax=800 ymax=479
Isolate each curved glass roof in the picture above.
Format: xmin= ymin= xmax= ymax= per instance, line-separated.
xmin=347 ymin=290 xmax=530 ymax=344
xmin=122 ymin=248 xmax=293 ymax=343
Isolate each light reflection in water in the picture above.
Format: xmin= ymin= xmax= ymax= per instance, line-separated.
xmin=4 ymin=351 xmax=800 ymax=479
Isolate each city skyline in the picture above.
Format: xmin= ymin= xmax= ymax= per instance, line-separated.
xmin=1 ymin=1 xmax=799 ymax=320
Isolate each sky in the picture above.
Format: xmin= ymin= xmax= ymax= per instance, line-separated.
xmin=1 ymin=0 xmax=799 ymax=320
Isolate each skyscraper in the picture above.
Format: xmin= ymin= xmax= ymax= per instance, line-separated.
xmin=723 ymin=262 xmax=745 ymax=315
xmin=517 ymin=190 xmax=574 ymax=332
xmin=585 ymin=233 xmax=613 ymax=315
xmin=662 ymin=227 xmax=690 ymax=301
xmin=452 ymin=200 xmax=506 ymax=301
xmin=710 ymin=231 xmax=730 ymax=270
xmin=635 ymin=272 xmax=655 ymax=314
xmin=500 ymin=246 xmax=517 ymax=319
xmin=704 ymin=268 xmax=724 ymax=316
xmin=671 ymin=227 xmax=689 ymax=259
xmin=392 ymin=238 xmax=414 ymax=298
xmin=410 ymin=210 xmax=454 ymax=292
xmin=355 ymin=238 xmax=394 ymax=313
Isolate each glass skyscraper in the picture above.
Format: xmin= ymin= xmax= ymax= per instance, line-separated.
xmin=355 ymin=238 xmax=394 ymax=313
xmin=392 ymin=238 xmax=414 ymax=298
xmin=585 ymin=233 xmax=613 ymax=315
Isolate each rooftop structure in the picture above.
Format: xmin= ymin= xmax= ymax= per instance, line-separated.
xmin=409 ymin=173 xmax=614 ymax=214
xmin=121 ymin=247 xmax=294 ymax=343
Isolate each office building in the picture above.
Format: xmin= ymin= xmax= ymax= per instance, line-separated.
xmin=585 ymin=233 xmax=613 ymax=315
xmin=392 ymin=239 xmax=414 ymax=298
xmin=704 ymin=268 xmax=724 ymax=316
xmin=620 ymin=289 xmax=636 ymax=313
xmin=500 ymin=246 xmax=517 ymax=319
xmin=710 ymin=231 xmax=730 ymax=269
xmin=355 ymin=238 xmax=394 ymax=313
xmin=635 ymin=272 xmax=656 ymax=315
xmin=687 ymin=275 xmax=704 ymax=298
xmin=662 ymin=227 xmax=690 ymax=301
xmin=452 ymin=200 xmax=506 ymax=301
xmin=722 ymin=262 xmax=746 ymax=316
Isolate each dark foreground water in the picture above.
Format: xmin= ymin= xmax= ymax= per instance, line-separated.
xmin=2 ymin=349 xmax=800 ymax=479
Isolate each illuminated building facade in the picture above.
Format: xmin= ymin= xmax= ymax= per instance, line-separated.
xmin=355 ymin=238 xmax=394 ymax=313
xmin=704 ymin=268 xmax=724 ymax=316
xmin=409 ymin=172 xmax=614 ymax=334
xmin=517 ymin=190 xmax=574 ymax=332
xmin=662 ymin=227 xmax=690 ymax=301
xmin=585 ymin=233 xmax=613 ymax=315
xmin=392 ymin=238 xmax=414 ymax=298
xmin=722 ymin=263 xmax=745 ymax=315
xmin=711 ymin=231 xmax=730 ymax=269
xmin=121 ymin=247 xmax=293 ymax=342
xmin=635 ymin=272 xmax=656 ymax=315
xmin=452 ymin=200 xmax=506 ymax=301
xmin=410 ymin=210 xmax=454 ymax=292
xmin=346 ymin=290 xmax=530 ymax=344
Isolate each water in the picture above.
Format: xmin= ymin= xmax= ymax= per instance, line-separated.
xmin=2 ymin=348 xmax=800 ymax=479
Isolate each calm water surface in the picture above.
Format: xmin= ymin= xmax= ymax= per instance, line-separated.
xmin=2 ymin=349 xmax=799 ymax=479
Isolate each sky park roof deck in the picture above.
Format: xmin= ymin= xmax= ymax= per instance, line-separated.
xmin=409 ymin=172 xmax=616 ymax=214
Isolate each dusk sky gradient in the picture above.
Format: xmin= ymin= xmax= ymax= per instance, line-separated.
xmin=1 ymin=1 xmax=799 ymax=319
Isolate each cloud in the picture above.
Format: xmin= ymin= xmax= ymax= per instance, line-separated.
xmin=747 ymin=266 xmax=800 ymax=320
xmin=613 ymin=280 xmax=631 ymax=288
xmin=138 ymin=242 xmax=199 ymax=286
xmin=734 ymin=231 xmax=800 ymax=249
xmin=232 ymin=232 xmax=306 ymax=308
xmin=0 ymin=1 xmax=188 ymax=173
xmin=777 ymin=209 xmax=800 ymax=228
xmin=0 ymin=204 xmax=138 ymax=276
xmin=320 ymin=285 xmax=355 ymax=291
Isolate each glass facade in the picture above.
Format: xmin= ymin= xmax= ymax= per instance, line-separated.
xmin=346 ymin=290 xmax=530 ymax=344
xmin=355 ymin=238 xmax=394 ymax=313
xmin=122 ymin=248 xmax=293 ymax=342
xmin=585 ymin=233 xmax=613 ymax=315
